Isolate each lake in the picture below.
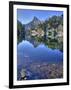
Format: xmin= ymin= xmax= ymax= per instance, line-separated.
xmin=17 ymin=40 xmax=63 ymax=80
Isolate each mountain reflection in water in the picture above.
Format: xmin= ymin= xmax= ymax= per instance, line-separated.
xmin=17 ymin=40 xmax=63 ymax=80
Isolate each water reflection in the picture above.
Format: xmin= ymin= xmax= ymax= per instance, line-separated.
xmin=17 ymin=40 xmax=63 ymax=80
xmin=17 ymin=40 xmax=63 ymax=65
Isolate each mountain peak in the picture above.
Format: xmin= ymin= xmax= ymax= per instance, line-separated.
xmin=25 ymin=16 xmax=41 ymax=30
xmin=33 ymin=16 xmax=39 ymax=21
xmin=33 ymin=16 xmax=40 ymax=21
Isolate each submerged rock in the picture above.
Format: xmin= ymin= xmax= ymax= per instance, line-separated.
xmin=17 ymin=62 xmax=63 ymax=80
xmin=20 ymin=69 xmax=26 ymax=80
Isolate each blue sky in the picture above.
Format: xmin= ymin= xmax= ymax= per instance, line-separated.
xmin=17 ymin=9 xmax=63 ymax=24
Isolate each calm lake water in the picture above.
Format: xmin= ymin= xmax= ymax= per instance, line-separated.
xmin=17 ymin=40 xmax=63 ymax=80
